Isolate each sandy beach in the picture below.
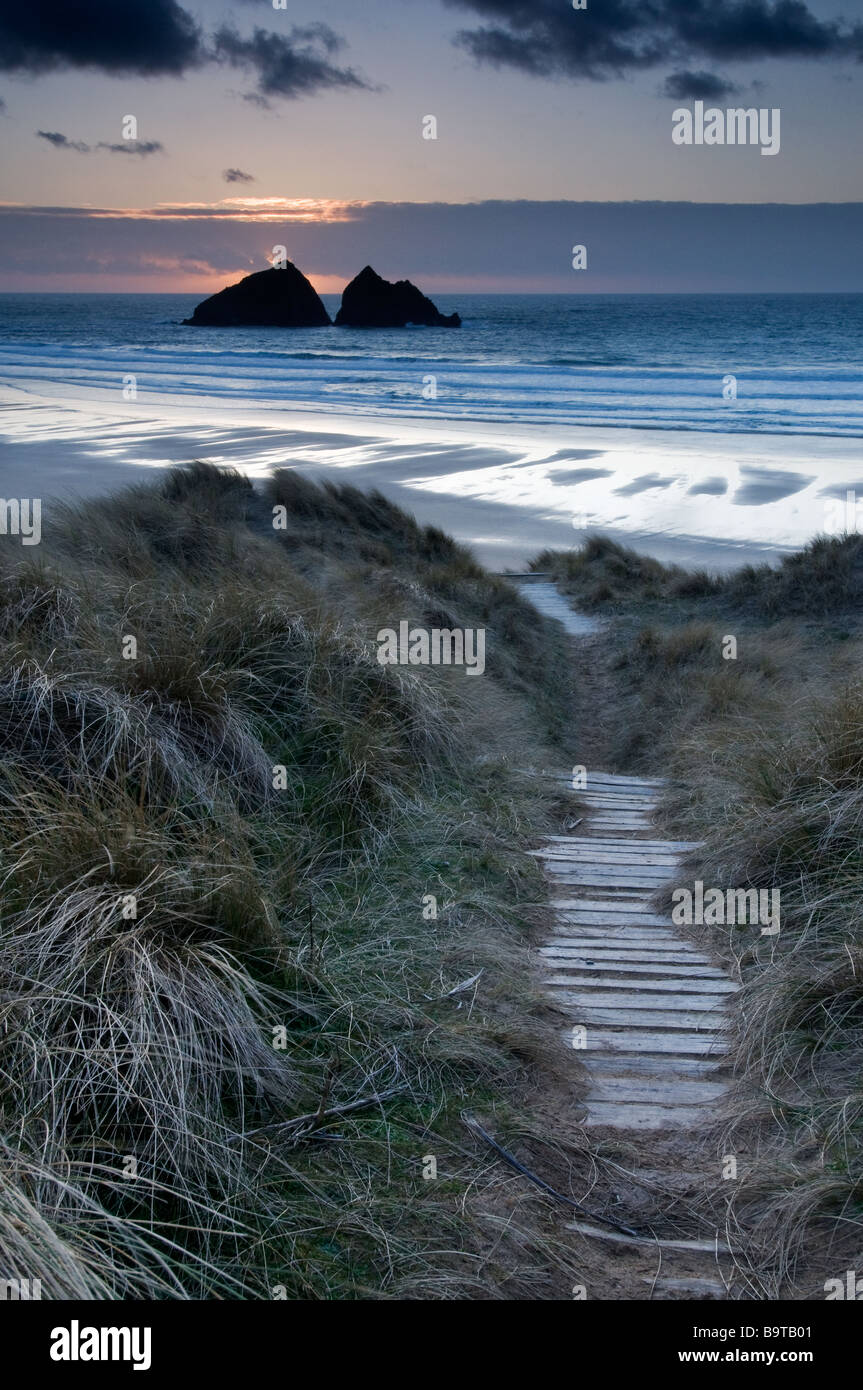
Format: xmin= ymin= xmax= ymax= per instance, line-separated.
xmin=3 ymin=379 xmax=860 ymax=571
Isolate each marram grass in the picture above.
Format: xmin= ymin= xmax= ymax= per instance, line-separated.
xmin=0 ymin=463 xmax=576 ymax=1300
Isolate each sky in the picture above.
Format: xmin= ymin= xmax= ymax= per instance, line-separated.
xmin=1 ymin=0 xmax=862 ymax=291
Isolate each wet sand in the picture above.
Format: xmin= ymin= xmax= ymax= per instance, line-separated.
xmin=2 ymin=382 xmax=859 ymax=571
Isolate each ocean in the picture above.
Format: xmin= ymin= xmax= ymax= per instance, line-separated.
xmin=1 ymin=291 xmax=861 ymax=437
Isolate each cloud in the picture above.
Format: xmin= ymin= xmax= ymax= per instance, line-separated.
xmin=0 ymin=4 xmax=374 ymax=103
xmin=223 ymin=169 xmax=255 ymax=184
xmin=443 ymin=0 xmax=863 ymax=84
xmin=212 ymin=23 xmax=374 ymax=99
xmin=662 ymin=70 xmax=740 ymax=100
xmin=36 ymin=130 xmax=91 ymax=152
xmin=2 ymin=200 xmax=863 ymax=294
xmin=0 ymin=0 xmax=202 ymax=76
xmin=96 ymin=141 xmax=165 ymax=157
xmin=36 ymin=132 xmax=164 ymax=156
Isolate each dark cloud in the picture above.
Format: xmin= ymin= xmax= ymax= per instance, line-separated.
xmin=443 ymin=0 xmax=863 ymax=83
xmin=96 ymin=141 xmax=164 ymax=156
xmin=212 ymin=23 xmax=375 ymax=99
xmin=662 ymin=70 xmax=739 ymax=100
xmin=2 ymin=201 xmax=862 ymax=294
xmin=0 ymin=0 xmax=202 ymax=76
xmin=36 ymin=130 xmax=91 ymax=152
xmin=35 ymin=132 xmax=163 ymax=155
xmin=0 ymin=4 xmax=373 ymax=103
xmin=223 ymin=168 xmax=255 ymax=184
xmin=36 ymin=131 xmax=164 ymax=156
xmin=671 ymin=0 xmax=847 ymax=61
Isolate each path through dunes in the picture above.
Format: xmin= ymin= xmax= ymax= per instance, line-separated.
xmin=532 ymin=771 xmax=737 ymax=1130
xmin=506 ymin=573 xmax=603 ymax=636
xmin=514 ymin=576 xmax=740 ymax=1299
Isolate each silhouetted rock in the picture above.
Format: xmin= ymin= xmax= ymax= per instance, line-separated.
xmin=183 ymin=265 xmax=331 ymax=327
xmin=335 ymin=266 xmax=460 ymax=328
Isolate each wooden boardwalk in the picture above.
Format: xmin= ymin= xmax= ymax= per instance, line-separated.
xmin=513 ymin=577 xmax=738 ymax=1293
xmin=534 ymin=770 xmax=736 ymax=1130
xmin=509 ymin=577 xmax=603 ymax=636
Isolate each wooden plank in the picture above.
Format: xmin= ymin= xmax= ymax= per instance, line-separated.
xmin=588 ymin=1055 xmax=724 ymax=1078
xmin=537 ymin=847 xmax=683 ymax=863
xmin=543 ymin=772 xmax=666 ymax=788
xmin=539 ymin=945 xmax=711 ymax=967
xmin=585 ymin=772 xmax=666 ymax=786
xmin=544 ymin=864 xmax=676 ymax=880
xmin=542 ymin=960 xmax=731 ymax=981
xmin=579 ymin=787 xmax=659 ymax=798
xmin=580 ymin=800 xmax=660 ymax=811
xmin=540 ymin=846 xmax=680 ymax=857
xmin=584 ymin=812 xmax=655 ymax=819
xmin=552 ymin=901 xmax=674 ymax=913
xmin=549 ymin=930 xmax=690 ymax=947
xmin=550 ymin=916 xmax=677 ymax=928
xmin=578 ymin=792 xmax=658 ymax=801
xmin=581 ymin=1102 xmax=714 ymax=1128
xmin=585 ymin=784 xmax=663 ymax=796
xmin=565 ymin=1028 xmax=726 ymax=1056
xmin=543 ymin=836 xmax=699 ymax=849
xmin=548 ymin=876 xmax=672 ymax=891
xmin=540 ymin=946 xmax=714 ymax=965
xmin=585 ymin=820 xmax=655 ymax=830
xmin=586 ymin=1076 xmax=728 ymax=1104
xmin=543 ymin=944 xmax=716 ymax=962
xmin=579 ymin=783 xmax=659 ymax=794
xmin=583 ymin=798 xmax=661 ymax=809
xmin=579 ymin=800 xmax=660 ymax=811
xmin=583 ymin=815 xmax=655 ymax=824
xmin=565 ymin=1006 xmax=726 ymax=1029
xmin=545 ymin=864 xmax=673 ymax=880
xmin=552 ymin=898 xmax=675 ymax=913
xmin=566 ymin=1222 xmax=730 ymax=1254
xmin=553 ymin=917 xmax=680 ymax=928
xmin=545 ymin=973 xmax=737 ymax=995
xmin=549 ymin=916 xmax=679 ymax=930
xmin=552 ymin=988 xmax=726 ymax=1011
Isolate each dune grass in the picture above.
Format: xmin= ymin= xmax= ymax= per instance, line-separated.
xmin=0 ymin=463 xmax=580 ymax=1300
xmin=534 ymin=531 xmax=863 ymax=1293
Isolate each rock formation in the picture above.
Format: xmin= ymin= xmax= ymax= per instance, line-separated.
xmin=335 ymin=266 xmax=460 ymax=328
xmin=183 ymin=265 xmax=331 ymax=328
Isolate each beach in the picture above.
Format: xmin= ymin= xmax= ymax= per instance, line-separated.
xmin=3 ymin=375 xmax=861 ymax=571
xmin=3 ymin=290 xmax=861 ymax=570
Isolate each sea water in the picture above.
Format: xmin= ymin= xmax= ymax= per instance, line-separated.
xmin=0 ymin=291 xmax=861 ymax=437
